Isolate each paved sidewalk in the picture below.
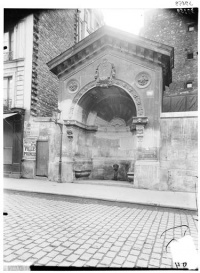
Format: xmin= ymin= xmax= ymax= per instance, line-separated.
xmin=3 ymin=190 xmax=198 ymax=269
xmin=3 ymin=177 xmax=197 ymax=210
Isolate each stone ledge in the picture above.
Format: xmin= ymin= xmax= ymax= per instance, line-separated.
xmin=64 ymin=120 xmax=98 ymax=131
xmin=160 ymin=111 xmax=198 ymax=118
xmin=33 ymin=117 xmax=52 ymax=122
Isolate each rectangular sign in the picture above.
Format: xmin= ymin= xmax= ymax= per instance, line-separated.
xmin=138 ymin=148 xmax=158 ymax=160
xmin=23 ymin=138 xmax=37 ymax=160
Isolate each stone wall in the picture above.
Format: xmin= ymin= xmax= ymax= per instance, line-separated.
xmin=140 ymin=9 xmax=198 ymax=112
xmin=72 ymin=126 xmax=137 ymax=181
xmin=159 ymin=117 xmax=198 ymax=192
xmin=31 ymin=9 xmax=76 ymax=117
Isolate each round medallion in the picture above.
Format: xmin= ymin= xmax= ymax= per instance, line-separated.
xmin=135 ymin=72 xmax=151 ymax=88
xmin=67 ymin=79 xmax=79 ymax=93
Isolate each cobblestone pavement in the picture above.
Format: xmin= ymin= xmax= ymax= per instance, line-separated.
xmin=3 ymin=190 xmax=198 ymax=269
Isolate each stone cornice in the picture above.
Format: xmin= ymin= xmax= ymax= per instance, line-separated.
xmin=64 ymin=119 xmax=98 ymax=131
xmin=47 ymin=26 xmax=174 ymax=88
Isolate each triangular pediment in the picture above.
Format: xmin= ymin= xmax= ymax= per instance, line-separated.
xmin=47 ymin=25 xmax=174 ymax=87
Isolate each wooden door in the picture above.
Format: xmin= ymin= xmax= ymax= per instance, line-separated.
xmin=36 ymin=140 xmax=49 ymax=177
xmin=12 ymin=120 xmax=22 ymax=173
xmin=4 ymin=120 xmax=13 ymax=173
xmin=4 ymin=116 xmax=23 ymax=175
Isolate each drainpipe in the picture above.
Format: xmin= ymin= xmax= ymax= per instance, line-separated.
xmin=57 ymin=123 xmax=63 ymax=183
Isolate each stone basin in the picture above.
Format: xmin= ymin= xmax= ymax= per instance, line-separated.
xmin=127 ymin=172 xmax=134 ymax=182
xmin=74 ymin=170 xmax=91 ymax=179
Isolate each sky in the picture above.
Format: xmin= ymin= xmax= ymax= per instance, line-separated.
xmin=101 ymin=9 xmax=144 ymax=35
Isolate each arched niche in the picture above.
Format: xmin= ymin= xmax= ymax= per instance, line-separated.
xmin=69 ymin=79 xmax=145 ymax=126
xmin=66 ymin=79 xmax=147 ymax=181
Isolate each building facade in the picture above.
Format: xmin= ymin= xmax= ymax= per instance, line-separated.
xmin=3 ymin=9 xmax=104 ymax=178
xmin=4 ymin=8 xmax=197 ymax=194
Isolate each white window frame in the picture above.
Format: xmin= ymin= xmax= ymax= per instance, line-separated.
xmin=3 ymin=72 xmax=16 ymax=109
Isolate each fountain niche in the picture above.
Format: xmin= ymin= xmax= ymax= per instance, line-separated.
xmin=73 ymin=85 xmax=137 ymax=181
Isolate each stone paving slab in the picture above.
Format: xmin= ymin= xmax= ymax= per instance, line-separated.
xmin=3 ymin=190 xmax=198 ymax=269
xmin=3 ymin=177 xmax=197 ymax=210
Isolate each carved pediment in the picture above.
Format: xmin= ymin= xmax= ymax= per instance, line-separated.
xmin=48 ymin=26 xmax=174 ymax=89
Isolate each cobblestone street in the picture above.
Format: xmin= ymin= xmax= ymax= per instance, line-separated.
xmin=3 ymin=190 xmax=198 ymax=269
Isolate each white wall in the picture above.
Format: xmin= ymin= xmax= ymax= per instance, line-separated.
xmin=4 ymin=14 xmax=33 ymax=114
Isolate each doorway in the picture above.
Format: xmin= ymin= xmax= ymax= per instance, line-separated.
xmin=3 ymin=114 xmax=23 ymax=176
xmin=36 ymin=140 xmax=49 ymax=177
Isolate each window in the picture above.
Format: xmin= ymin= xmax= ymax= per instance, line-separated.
xmin=4 ymin=77 xmax=13 ymax=110
xmin=187 ymin=52 xmax=193 ymax=59
xmin=188 ymin=24 xmax=195 ymax=32
xmin=4 ymin=29 xmax=14 ymax=61
xmin=186 ymin=81 xmax=193 ymax=89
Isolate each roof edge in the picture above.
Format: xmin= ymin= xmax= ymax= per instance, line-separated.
xmin=47 ymin=25 xmax=174 ymax=71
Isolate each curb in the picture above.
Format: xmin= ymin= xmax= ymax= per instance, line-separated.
xmin=4 ymin=188 xmax=197 ymax=212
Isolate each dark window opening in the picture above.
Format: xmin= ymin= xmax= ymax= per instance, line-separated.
xmin=187 ymin=52 xmax=194 ymax=59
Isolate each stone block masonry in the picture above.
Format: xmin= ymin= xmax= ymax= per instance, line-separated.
xmin=160 ymin=117 xmax=198 ymax=192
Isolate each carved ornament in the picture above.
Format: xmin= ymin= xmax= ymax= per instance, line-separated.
xmin=136 ymin=125 xmax=144 ymax=142
xmin=67 ymin=79 xmax=79 ymax=93
xmin=135 ymin=72 xmax=151 ymax=88
xmin=95 ymin=58 xmax=116 ymax=87
xmin=66 ymin=129 xmax=73 ymax=141
xmin=132 ymin=116 xmax=148 ymax=126
xmin=130 ymin=116 xmax=148 ymax=142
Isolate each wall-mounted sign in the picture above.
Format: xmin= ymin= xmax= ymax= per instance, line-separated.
xmin=24 ymin=121 xmax=39 ymax=137
xmin=138 ymin=148 xmax=158 ymax=160
xmin=23 ymin=138 xmax=37 ymax=160
xmin=146 ymin=90 xmax=154 ymax=97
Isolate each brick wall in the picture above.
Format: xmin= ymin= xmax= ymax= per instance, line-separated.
xmin=140 ymin=9 xmax=198 ymax=112
xmin=31 ymin=9 xmax=76 ymax=116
